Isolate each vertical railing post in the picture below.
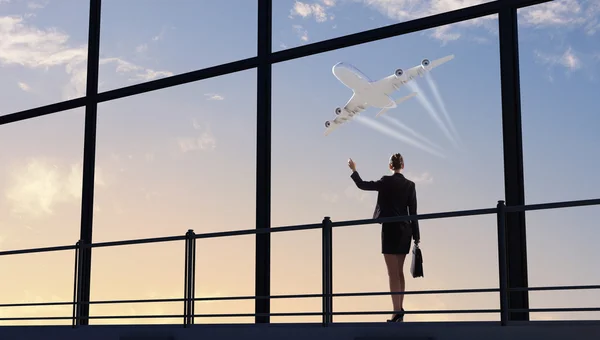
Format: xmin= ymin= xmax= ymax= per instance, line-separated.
xmin=497 ymin=200 xmax=509 ymax=326
xmin=72 ymin=240 xmax=81 ymax=328
xmin=322 ymin=217 xmax=333 ymax=326
xmin=183 ymin=229 xmax=196 ymax=327
xmin=189 ymin=230 xmax=196 ymax=325
xmin=183 ymin=232 xmax=189 ymax=327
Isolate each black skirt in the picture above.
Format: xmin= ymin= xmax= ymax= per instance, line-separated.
xmin=381 ymin=221 xmax=413 ymax=254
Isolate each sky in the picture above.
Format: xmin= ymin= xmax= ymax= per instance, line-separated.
xmin=0 ymin=0 xmax=599 ymax=326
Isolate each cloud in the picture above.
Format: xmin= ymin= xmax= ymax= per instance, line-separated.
xmin=534 ymin=46 xmax=582 ymax=71
xmin=0 ymin=16 xmax=87 ymax=67
xmin=152 ymin=26 xmax=170 ymax=42
xmin=430 ymin=25 xmax=461 ymax=43
xmin=406 ymin=171 xmax=433 ymax=184
xmin=520 ymin=0 xmax=583 ymax=26
xmin=4 ymin=158 xmax=106 ymax=218
xmin=177 ymin=119 xmax=217 ymax=153
xmin=135 ymin=43 xmax=148 ymax=53
xmin=0 ymin=15 xmax=88 ymax=99
xmin=204 ymin=93 xmax=224 ymax=100
xmin=344 ymin=184 xmax=371 ymax=203
xmin=321 ymin=191 xmax=339 ymax=203
xmin=289 ymin=0 xmax=335 ymax=22
xmin=17 ymin=81 xmax=31 ymax=92
xmin=0 ymin=15 xmax=172 ymax=100
xmin=99 ymin=57 xmax=173 ymax=83
xmin=519 ymin=0 xmax=600 ymax=35
xmin=293 ymin=24 xmax=309 ymax=41
xmin=27 ymin=1 xmax=47 ymax=10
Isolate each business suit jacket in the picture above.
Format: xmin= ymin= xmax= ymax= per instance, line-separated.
xmin=350 ymin=171 xmax=420 ymax=241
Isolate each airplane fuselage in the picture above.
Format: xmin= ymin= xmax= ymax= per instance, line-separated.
xmin=332 ymin=62 xmax=395 ymax=111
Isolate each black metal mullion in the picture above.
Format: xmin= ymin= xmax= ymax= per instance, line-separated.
xmin=255 ymin=0 xmax=272 ymax=324
xmin=76 ymin=0 xmax=102 ymax=326
xmin=498 ymin=4 xmax=529 ymax=322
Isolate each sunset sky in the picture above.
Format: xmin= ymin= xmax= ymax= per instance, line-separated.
xmin=1 ymin=0 xmax=599 ymax=325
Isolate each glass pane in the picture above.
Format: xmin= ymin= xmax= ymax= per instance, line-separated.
xmin=0 ymin=109 xmax=85 ymax=250
xmin=98 ymin=0 xmax=257 ymax=92
xmin=94 ymin=69 xmax=256 ymax=241
xmin=271 ymin=229 xmax=322 ymax=323
xmin=525 ymin=208 xmax=600 ymax=321
xmin=0 ymin=0 xmax=89 ymax=115
xmin=272 ymin=15 xmax=502 ymax=322
xmin=0 ymin=251 xmax=74 ymax=325
xmin=194 ymin=235 xmax=255 ymax=324
xmin=518 ymin=1 xmax=600 ymax=321
xmin=90 ymin=242 xmax=185 ymax=325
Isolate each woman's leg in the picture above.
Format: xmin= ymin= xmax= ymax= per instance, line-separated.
xmin=382 ymin=223 xmax=410 ymax=321
xmin=384 ymin=254 xmax=402 ymax=317
xmin=395 ymin=254 xmax=407 ymax=309
xmin=395 ymin=223 xmax=412 ymax=315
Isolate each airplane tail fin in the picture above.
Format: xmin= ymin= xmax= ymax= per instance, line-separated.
xmin=376 ymin=92 xmax=417 ymax=117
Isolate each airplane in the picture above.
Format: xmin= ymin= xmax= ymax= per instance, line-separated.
xmin=324 ymin=54 xmax=454 ymax=135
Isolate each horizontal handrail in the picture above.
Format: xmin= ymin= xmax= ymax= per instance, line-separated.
xmin=3 ymin=284 xmax=600 ymax=309
xmin=1 ymin=196 xmax=597 ymax=259
xmin=510 ymin=285 xmax=600 ymax=292
xmin=0 ymin=244 xmax=78 ymax=257
xmin=510 ymin=308 xmax=600 ymax=313
xmin=505 ymin=198 xmax=600 ymax=213
xmin=87 ymin=235 xmax=187 ymax=249
xmin=0 ymin=309 xmax=502 ymax=322
xmin=0 ymin=288 xmax=497 ymax=308
xmin=331 ymin=207 xmax=497 ymax=228
xmin=1 ymin=197 xmax=596 ymax=257
xmin=4 ymin=306 xmax=600 ymax=322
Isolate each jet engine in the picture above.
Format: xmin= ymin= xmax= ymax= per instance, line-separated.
xmin=421 ymin=59 xmax=430 ymax=67
xmin=335 ymin=107 xmax=342 ymax=115
xmin=395 ymin=68 xmax=403 ymax=77
xmin=325 ymin=121 xmax=331 ymax=128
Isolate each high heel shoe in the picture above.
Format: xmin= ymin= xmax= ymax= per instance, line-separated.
xmin=386 ymin=308 xmax=405 ymax=322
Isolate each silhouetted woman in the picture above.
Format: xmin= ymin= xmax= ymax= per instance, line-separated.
xmin=347 ymin=153 xmax=420 ymax=322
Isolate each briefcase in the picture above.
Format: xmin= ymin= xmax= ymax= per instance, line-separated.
xmin=410 ymin=243 xmax=424 ymax=278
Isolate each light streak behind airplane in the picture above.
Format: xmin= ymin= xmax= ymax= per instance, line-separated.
xmin=355 ymin=116 xmax=446 ymax=159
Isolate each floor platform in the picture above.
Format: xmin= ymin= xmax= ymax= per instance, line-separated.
xmin=1 ymin=321 xmax=599 ymax=340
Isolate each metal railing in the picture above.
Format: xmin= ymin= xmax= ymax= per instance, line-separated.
xmin=1 ymin=198 xmax=599 ymax=327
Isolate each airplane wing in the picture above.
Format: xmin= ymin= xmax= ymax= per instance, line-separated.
xmin=342 ymin=92 xmax=368 ymax=115
xmin=375 ymin=92 xmax=417 ymax=117
xmin=427 ymin=54 xmax=455 ymax=70
xmin=408 ymin=54 xmax=454 ymax=76
xmin=372 ymin=55 xmax=454 ymax=96
xmin=324 ymin=93 xmax=367 ymax=135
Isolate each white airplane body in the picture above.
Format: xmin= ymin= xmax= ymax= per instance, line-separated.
xmin=324 ymin=54 xmax=454 ymax=135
